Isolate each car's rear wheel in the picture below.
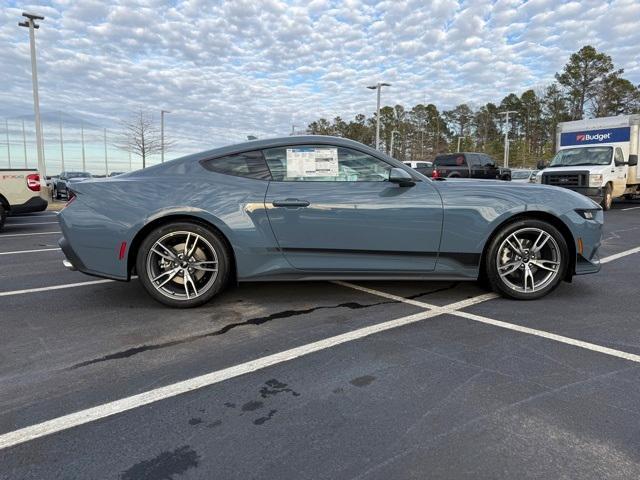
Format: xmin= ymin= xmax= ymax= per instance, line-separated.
xmin=485 ymin=219 xmax=568 ymax=300
xmin=136 ymin=222 xmax=230 ymax=308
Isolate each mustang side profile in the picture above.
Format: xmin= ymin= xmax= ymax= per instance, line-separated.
xmin=58 ymin=136 xmax=603 ymax=308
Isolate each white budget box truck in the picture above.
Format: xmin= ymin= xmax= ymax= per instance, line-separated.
xmin=537 ymin=115 xmax=639 ymax=210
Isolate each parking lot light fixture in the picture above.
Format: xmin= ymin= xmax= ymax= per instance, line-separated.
xmin=367 ymin=82 xmax=391 ymax=151
xmin=499 ymin=110 xmax=518 ymax=168
xmin=19 ymin=12 xmax=46 ymax=187
xmin=161 ymin=110 xmax=170 ymax=163
xmin=390 ymin=130 xmax=399 ymax=157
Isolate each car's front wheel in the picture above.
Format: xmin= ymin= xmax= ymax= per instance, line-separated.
xmin=485 ymin=219 xmax=569 ymax=300
xmin=136 ymin=222 xmax=230 ymax=308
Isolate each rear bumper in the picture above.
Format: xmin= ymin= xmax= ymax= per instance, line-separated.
xmin=10 ymin=196 xmax=48 ymax=215
xmin=59 ymin=236 xmax=127 ymax=281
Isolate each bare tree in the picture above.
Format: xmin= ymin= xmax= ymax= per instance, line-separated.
xmin=116 ymin=110 xmax=173 ymax=168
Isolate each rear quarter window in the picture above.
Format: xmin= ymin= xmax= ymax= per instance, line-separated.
xmin=200 ymin=150 xmax=272 ymax=180
xmin=435 ymin=154 xmax=466 ymax=167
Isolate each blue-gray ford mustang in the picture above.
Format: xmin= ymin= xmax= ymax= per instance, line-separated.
xmin=58 ymin=136 xmax=602 ymax=308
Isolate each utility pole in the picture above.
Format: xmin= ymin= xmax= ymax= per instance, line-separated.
xmin=104 ymin=128 xmax=108 ymax=176
xmin=367 ymin=82 xmax=391 ymax=150
xmin=80 ymin=122 xmax=86 ymax=171
xmin=390 ymin=130 xmax=399 ymax=157
xmin=19 ymin=12 xmax=46 ymax=185
xmin=128 ymin=149 xmax=132 ymax=172
xmin=4 ymin=120 xmax=10 ymax=168
xmin=499 ymin=110 xmax=517 ymax=168
xmin=290 ymin=124 xmax=297 ymax=136
xmin=22 ymin=120 xmax=27 ymax=167
xmin=161 ymin=110 xmax=170 ymax=163
xmin=457 ymin=136 xmax=463 ymax=152
xmin=58 ymin=114 xmax=65 ymax=172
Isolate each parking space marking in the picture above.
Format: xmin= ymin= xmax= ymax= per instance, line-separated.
xmin=0 ymin=304 xmax=470 ymax=451
xmin=0 ymin=247 xmax=61 ymax=256
xmin=0 ymin=279 xmax=114 ymax=297
xmin=600 ymin=245 xmax=640 ymax=264
xmin=0 ymin=232 xmax=61 ymax=238
xmin=621 ymin=206 xmax=640 ymax=211
xmin=453 ymin=310 xmax=640 ymax=364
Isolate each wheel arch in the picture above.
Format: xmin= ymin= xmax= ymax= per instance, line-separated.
xmin=127 ymin=214 xmax=237 ymax=282
xmin=479 ymin=210 xmax=576 ymax=282
xmin=0 ymin=193 xmax=10 ymax=212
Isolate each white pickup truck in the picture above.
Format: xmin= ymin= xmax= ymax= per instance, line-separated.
xmin=0 ymin=169 xmax=48 ymax=230
xmin=536 ymin=115 xmax=639 ymax=210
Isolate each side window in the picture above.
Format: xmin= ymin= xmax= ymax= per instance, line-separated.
xmin=200 ymin=150 xmax=271 ymax=180
xmin=264 ymin=145 xmax=392 ymax=182
xmin=467 ymin=154 xmax=480 ymax=166
xmin=614 ymin=148 xmax=625 ymax=165
xmin=479 ymin=155 xmax=496 ymax=167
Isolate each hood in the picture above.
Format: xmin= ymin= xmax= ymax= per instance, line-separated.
xmin=67 ymin=177 xmax=91 ymax=183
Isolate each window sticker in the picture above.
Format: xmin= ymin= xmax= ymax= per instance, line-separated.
xmin=286 ymin=147 xmax=339 ymax=178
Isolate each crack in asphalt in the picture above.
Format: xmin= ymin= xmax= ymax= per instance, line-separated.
xmin=69 ymin=283 xmax=459 ymax=369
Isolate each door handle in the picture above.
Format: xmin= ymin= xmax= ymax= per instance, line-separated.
xmin=272 ymin=199 xmax=310 ymax=208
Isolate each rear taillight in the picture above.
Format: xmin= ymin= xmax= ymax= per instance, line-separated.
xmin=432 ymin=169 xmax=440 ymax=179
xmin=63 ymin=194 xmax=77 ymax=209
xmin=26 ymin=173 xmax=41 ymax=192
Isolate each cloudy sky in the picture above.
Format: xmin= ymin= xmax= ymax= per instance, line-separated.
xmin=1 ymin=0 xmax=639 ymax=173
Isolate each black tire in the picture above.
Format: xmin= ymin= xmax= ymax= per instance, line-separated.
xmin=54 ymin=187 xmax=60 ymax=200
xmin=448 ymin=172 xmax=461 ymax=178
xmin=0 ymin=204 xmax=6 ymax=232
xmin=484 ymin=219 xmax=569 ymax=300
xmin=136 ymin=221 xmax=231 ymax=308
xmin=601 ymin=183 xmax=613 ymax=211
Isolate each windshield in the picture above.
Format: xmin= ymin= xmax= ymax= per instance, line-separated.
xmin=549 ymin=147 xmax=612 ymax=167
xmin=511 ymin=170 xmax=532 ymax=179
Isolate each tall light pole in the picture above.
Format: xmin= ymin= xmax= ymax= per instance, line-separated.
xmin=19 ymin=12 xmax=46 ymax=184
xmin=58 ymin=114 xmax=65 ymax=172
xmin=4 ymin=120 xmax=10 ymax=168
xmin=161 ymin=110 xmax=170 ymax=163
xmin=390 ymin=130 xmax=399 ymax=157
xmin=499 ymin=110 xmax=517 ymax=168
xmin=22 ymin=120 xmax=27 ymax=167
xmin=103 ymin=128 xmax=108 ymax=175
xmin=367 ymin=82 xmax=391 ymax=150
xmin=80 ymin=122 xmax=86 ymax=171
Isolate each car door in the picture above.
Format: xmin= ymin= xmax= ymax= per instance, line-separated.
xmin=612 ymin=147 xmax=627 ymax=196
xmin=263 ymin=144 xmax=444 ymax=272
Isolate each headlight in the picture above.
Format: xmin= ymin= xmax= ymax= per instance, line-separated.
xmin=589 ymin=174 xmax=603 ymax=187
xmin=575 ymin=209 xmax=599 ymax=220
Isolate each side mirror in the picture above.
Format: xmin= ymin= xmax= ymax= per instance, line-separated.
xmin=536 ymin=160 xmax=547 ymax=170
xmin=389 ymin=167 xmax=415 ymax=187
xmin=628 ymin=154 xmax=638 ymax=167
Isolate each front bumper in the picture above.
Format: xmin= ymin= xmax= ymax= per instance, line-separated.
xmin=563 ymin=186 xmax=603 ymax=203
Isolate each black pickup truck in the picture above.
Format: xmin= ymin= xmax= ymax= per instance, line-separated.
xmin=426 ymin=153 xmax=511 ymax=180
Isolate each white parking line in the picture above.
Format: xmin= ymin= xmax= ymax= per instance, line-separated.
xmin=0 ymin=247 xmax=61 ymax=256
xmin=621 ymin=206 xmax=640 ymax=211
xmin=0 ymin=243 xmax=638 ymax=449
xmin=0 ymin=231 xmax=61 ymax=238
xmin=454 ymin=310 xmax=640 ymax=364
xmin=0 ymin=301 xmax=477 ymax=451
xmin=600 ymin=246 xmax=640 ymax=264
xmin=0 ymin=279 xmax=114 ymax=297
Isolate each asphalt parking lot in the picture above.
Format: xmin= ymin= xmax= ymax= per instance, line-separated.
xmin=1 ymin=201 xmax=640 ymax=479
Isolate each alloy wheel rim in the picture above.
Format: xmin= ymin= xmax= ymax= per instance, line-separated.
xmin=146 ymin=231 xmax=219 ymax=300
xmin=496 ymin=227 xmax=561 ymax=294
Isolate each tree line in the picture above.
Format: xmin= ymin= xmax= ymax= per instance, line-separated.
xmin=306 ymin=46 xmax=640 ymax=168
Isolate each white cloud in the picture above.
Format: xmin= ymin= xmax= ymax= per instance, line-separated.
xmin=0 ymin=0 xmax=638 ymax=173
